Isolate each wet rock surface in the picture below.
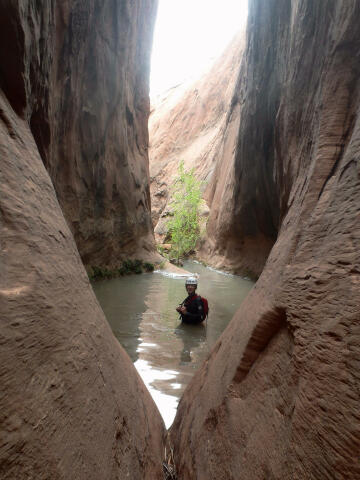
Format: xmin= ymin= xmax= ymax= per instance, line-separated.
xmin=170 ymin=1 xmax=360 ymax=478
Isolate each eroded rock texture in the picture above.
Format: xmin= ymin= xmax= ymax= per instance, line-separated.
xmin=149 ymin=33 xmax=244 ymax=238
xmin=0 ymin=0 xmax=159 ymax=269
xmin=171 ymin=1 xmax=360 ymax=479
xmin=0 ymin=1 xmax=164 ymax=479
xmin=0 ymin=92 xmax=164 ymax=479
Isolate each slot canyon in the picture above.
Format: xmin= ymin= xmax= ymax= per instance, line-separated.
xmin=1 ymin=1 xmax=359 ymax=479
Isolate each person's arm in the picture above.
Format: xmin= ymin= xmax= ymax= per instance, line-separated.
xmin=176 ymin=299 xmax=186 ymax=313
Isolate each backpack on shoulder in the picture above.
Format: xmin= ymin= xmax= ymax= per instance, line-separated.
xmin=197 ymin=295 xmax=209 ymax=320
xmin=186 ymin=294 xmax=209 ymax=321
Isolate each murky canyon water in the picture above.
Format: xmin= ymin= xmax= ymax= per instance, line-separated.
xmin=92 ymin=261 xmax=253 ymax=427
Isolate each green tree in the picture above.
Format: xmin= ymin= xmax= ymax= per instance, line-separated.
xmin=168 ymin=161 xmax=203 ymax=262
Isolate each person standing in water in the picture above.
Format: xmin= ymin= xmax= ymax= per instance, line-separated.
xmin=176 ymin=277 xmax=205 ymax=324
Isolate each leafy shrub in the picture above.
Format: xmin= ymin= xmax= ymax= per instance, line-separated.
xmin=167 ymin=161 xmax=203 ymax=263
xmin=133 ymin=261 xmax=143 ymax=274
xmin=143 ymin=262 xmax=155 ymax=272
xmin=89 ymin=259 xmax=155 ymax=280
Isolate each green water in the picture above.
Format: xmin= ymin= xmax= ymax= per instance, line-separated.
xmin=92 ymin=260 xmax=253 ymax=427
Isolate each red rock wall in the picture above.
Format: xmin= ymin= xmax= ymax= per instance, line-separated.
xmin=171 ymin=1 xmax=360 ymax=478
xmin=0 ymin=1 xmax=164 ymax=478
xmin=149 ymin=27 xmax=275 ymax=278
xmin=48 ymin=0 xmax=159 ymax=267
xmin=0 ymin=92 xmax=164 ymax=479
xmin=199 ymin=1 xmax=287 ymax=278
xmin=0 ymin=0 xmax=159 ymax=269
xmin=149 ymin=33 xmax=244 ymax=233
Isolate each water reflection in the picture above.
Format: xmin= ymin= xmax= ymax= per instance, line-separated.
xmin=175 ymin=322 xmax=206 ymax=365
xmin=92 ymin=260 xmax=253 ymax=428
xmin=91 ymin=275 xmax=149 ymax=362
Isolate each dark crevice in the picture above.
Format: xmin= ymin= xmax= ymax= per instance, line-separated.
xmin=0 ymin=107 xmax=16 ymax=139
xmin=317 ymin=112 xmax=356 ymax=200
xmin=232 ymin=307 xmax=287 ymax=384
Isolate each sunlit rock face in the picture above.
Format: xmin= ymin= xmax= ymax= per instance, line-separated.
xmin=149 ymin=33 xmax=245 ymax=238
xmin=171 ymin=1 xmax=360 ymax=478
xmin=0 ymin=0 xmax=159 ymax=269
xmin=0 ymin=1 xmax=164 ymax=479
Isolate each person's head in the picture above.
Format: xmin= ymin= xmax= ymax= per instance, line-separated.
xmin=185 ymin=277 xmax=197 ymax=295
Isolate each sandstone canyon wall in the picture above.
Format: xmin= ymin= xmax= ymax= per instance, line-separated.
xmin=171 ymin=1 xmax=360 ymax=479
xmin=198 ymin=0 xmax=286 ymax=278
xmin=0 ymin=0 xmax=159 ymax=269
xmin=149 ymin=33 xmax=244 ymax=239
xmin=49 ymin=0 xmax=159 ymax=268
xmin=0 ymin=1 xmax=164 ymax=479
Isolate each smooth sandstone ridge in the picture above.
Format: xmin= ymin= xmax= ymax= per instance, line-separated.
xmin=170 ymin=1 xmax=360 ymax=479
xmin=0 ymin=1 xmax=164 ymax=479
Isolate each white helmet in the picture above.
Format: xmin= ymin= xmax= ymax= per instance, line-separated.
xmin=185 ymin=277 xmax=198 ymax=285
